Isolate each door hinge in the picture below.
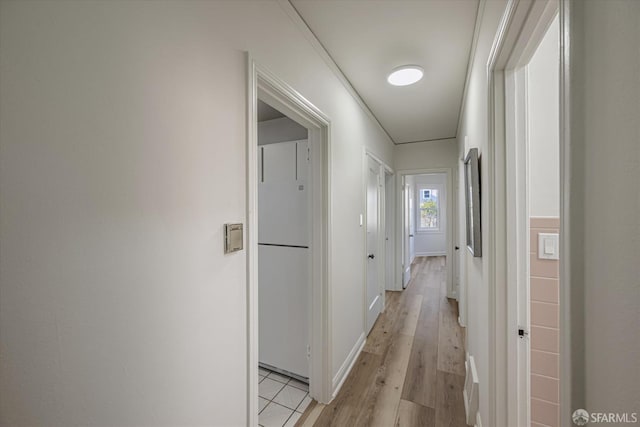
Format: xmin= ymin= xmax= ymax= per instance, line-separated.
xmin=307 ymin=344 xmax=311 ymax=359
xmin=518 ymin=328 xmax=529 ymax=338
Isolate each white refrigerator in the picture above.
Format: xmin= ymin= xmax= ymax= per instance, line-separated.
xmin=258 ymin=139 xmax=309 ymax=379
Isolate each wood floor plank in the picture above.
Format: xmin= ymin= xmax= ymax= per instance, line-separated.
xmin=363 ymin=291 xmax=402 ymax=355
xmin=297 ymin=400 xmax=322 ymax=427
xmin=401 ymin=334 xmax=438 ymax=408
xmin=354 ymin=333 xmax=414 ymax=426
xmin=437 ymin=298 xmax=466 ymax=376
xmin=398 ymin=295 xmax=423 ymax=337
xmin=307 ymin=257 xmax=467 ymax=427
xmin=402 ymin=263 xmax=441 ymax=409
xmin=313 ymin=351 xmax=382 ymax=427
xmin=395 ymin=399 xmax=436 ymax=427
xmin=434 ymin=370 xmax=467 ymax=427
xmin=414 ymin=294 xmax=440 ymax=341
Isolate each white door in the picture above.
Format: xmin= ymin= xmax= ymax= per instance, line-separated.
xmin=402 ymin=178 xmax=411 ymax=288
xmin=366 ymin=157 xmax=382 ymax=335
xmin=385 ymin=174 xmax=395 ymax=290
xmin=408 ymin=182 xmax=415 ymax=264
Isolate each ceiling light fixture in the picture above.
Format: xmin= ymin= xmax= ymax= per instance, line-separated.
xmin=387 ymin=65 xmax=424 ymax=86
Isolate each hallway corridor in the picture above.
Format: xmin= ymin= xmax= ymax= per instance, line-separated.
xmin=299 ymin=257 xmax=466 ymax=427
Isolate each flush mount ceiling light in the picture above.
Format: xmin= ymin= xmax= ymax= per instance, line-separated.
xmin=387 ymin=65 xmax=424 ymax=86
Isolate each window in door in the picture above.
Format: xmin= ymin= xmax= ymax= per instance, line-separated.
xmin=418 ymin=188 xmax=439 ymax=231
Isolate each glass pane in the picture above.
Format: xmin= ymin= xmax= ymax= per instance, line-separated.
xmin=419 ymin=188 xmax=439 ymax=229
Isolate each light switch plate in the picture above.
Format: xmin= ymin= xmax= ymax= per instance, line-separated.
xmin=224 ymin=223 xmax=243 ymax=254
xmin=538 ymin=232 xmax=559 ymax=260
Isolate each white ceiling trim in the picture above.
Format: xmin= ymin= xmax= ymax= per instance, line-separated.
xmin=456 ymin=0 xmax=486 ymax=138
xmin=396 ymin=136 xmax=457 ymax=145
xmin=277 ymin=0 xmax=396 ymax=145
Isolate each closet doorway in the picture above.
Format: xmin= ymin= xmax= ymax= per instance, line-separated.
xmin=256 ymin=99 xmax=312 ymax=425
xmin=246 ymin=59 xmax=332 ymax=426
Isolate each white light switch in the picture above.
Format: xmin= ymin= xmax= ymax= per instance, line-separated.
xmin=544 ymin=240 xmax=554 ymax=255
xmin=538 ymin=233 xmax=559 ymax=260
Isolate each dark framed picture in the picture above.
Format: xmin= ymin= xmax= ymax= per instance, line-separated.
xmin=464 ymin=148 xmax=482 ymax=257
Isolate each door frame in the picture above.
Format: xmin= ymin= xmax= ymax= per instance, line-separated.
xmin=505 ymin=63 xmax=531 ymax=427
xmin=395 ymin=168 xmax=455 ymax=298
xmin=486 ymin=0 xmax=568 ymax=425
xmin=246 ymin=56 xmax=332 ymax=426
xmin=363 ymin=150 xmax=393 ymax=328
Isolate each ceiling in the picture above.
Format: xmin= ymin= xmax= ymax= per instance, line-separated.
xmin=290 ymin=0 xmax=479 ymax=144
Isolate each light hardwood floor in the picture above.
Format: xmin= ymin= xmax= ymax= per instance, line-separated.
xmin=297 ymin=256 xmax=467 ymax=427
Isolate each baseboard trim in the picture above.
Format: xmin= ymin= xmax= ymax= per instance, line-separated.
xmin=332 ymin=332 xmax=366 ymax=397
xmin=385 ymin=282 xmax=402 ymax=292
xmin=458 ymin=316 xmax=467 ymax=328
xmin=415 ymin=251 xmax=447 ymax=257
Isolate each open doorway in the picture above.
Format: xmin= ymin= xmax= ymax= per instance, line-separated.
xmin=509 ymin=14 xmax=562 ymax=427
xmin=524 ymin=15 xmax=561 ymax=427
xmin=256 ymin=99 xmax=313 ymax=424
xmin=398 ymin=169 xmax=455 ymax=296
xmin=247 ymin=60 xmax=332 ymax=426
xmin=487 ymin=2 xmax=562 ymax=425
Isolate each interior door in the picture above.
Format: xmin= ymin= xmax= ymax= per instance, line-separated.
xmin=385 ymin=174 xmax=394 ymax=290
xmin=402 ymin=178 xmax=411 ymax=288
xmin=366 ymin=157 xmax=382 ymax=335
xmin=408 ymin=182 xmax=415 ymax=266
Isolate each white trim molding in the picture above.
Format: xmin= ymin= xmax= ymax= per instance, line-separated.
xmin=246 ymin=55 xmax=333 ymax=426
xmin=464 ymin=355 xmax=480 ymax=426
xmin=415 ymin=251 xmax=447 ymax=257
xmin=331 ymin=332 xmax=366 ymax=397
xmin=558 ymin=1 xmax=573 ymax=425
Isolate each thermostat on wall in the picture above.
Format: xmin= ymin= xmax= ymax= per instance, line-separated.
xmin=224 ymin=223 xmax=243 ymax=254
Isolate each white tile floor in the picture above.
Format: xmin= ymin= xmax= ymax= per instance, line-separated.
xmin=258 ymin=367 xmax=311 ymax=427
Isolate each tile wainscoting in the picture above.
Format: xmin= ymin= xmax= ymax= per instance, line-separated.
xmin=530 ymin=217 xmax=560 ymax=427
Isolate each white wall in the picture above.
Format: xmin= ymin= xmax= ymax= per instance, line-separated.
xmin=455 ymin=1 xmax=509 ymax=425
xmin=456 ymin=1 xmax=640 ymax=424
xmin=569 ymin=0 xmax=640 ymax=416
xmin=258 ymin=116 xmax=307 ymax=145
xmin=394 ymin=138 xmax=458 ymax=171
xmin=0 ymin=1 xmax=393 ymax=425
xmin=528 ymin=15 xmax=560 ymax=218
xmin=413 ymin=174 xmax=447 ymax=256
